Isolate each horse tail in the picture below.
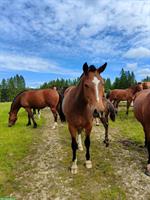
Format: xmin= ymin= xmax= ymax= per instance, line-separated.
xmin=57 ymin=93 xmax=66 ymax=122
xmin=108 ymin=101 xmax=115 ymax=121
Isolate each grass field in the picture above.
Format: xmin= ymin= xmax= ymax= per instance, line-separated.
xmin=0 ymin=102 xmax=45 ymax=196
xmin=0 ymin=102 xmax=149 ymax=199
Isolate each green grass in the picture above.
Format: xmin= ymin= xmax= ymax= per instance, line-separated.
xmin=58 ymin=124 xmax=126 ymax=200
xmin=110 ymin=106 xmax=144 ymax=145
xmin=0 ymin=102 xmax=45 ymax=196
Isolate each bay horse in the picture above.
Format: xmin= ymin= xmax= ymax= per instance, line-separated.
xmin=142 ymin=82 xmax=150 ymax=89
xmin=133 ymin=89 xmax=150 ymax=176
xmin=8 ymin=89 xmax=59 ymax=128
xmin=107 ymin=83 xmax=142 ymax=115
xmin=97 ymin=98 xmax=115 ymax=147
xmin=62 ymin=62 xmax=107 ymax=174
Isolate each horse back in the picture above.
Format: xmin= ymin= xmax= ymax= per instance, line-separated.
xmin=20 ymin=89 xmax=59 ymax=108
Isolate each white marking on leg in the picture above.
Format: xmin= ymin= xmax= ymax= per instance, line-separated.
xmin=92 ymin=76 xmax=100 ymax=102
xmin=71 ymin=159 xmax=78 ymax=174
xmin=77 ymin=134 xmax=83 ymax=151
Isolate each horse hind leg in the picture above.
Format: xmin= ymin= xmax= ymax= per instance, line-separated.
xmin=51 ymin=107 xmax=58 ymax=129
xmin=100 ymin=116 xmax=109 ymax=147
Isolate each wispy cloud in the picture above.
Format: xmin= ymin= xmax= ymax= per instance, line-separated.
xmin=0 ymin=0 xmax=149 ymax=84
xmin=0 ymin=52 xmax=80 ymax=76
xmin=124 ymin=47 xmax=150 ymax=59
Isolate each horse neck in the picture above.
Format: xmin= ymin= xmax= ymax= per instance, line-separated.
xmin=128 ymin=87 xmax=138 ymax=95
xmin=10 ymin=96 xmax=21 ymax=114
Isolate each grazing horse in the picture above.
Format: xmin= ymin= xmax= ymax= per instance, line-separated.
xmin=107 ymin=84 xmax=142 ymax=115
xmin=8 ymin=89 xmax=59 ymax=128
xmin=62 ymin=62 xmax=107 ymax=174
xmin=142 ymin=82 xmax=150 ymax=89
xmin=133 ymin=89 xmax=150 ymax=176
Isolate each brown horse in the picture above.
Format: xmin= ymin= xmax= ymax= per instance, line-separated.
xmin=107 ymin=84 xmax=142 ymax=115
xmin=133 ymin=89 xmax=150 ymax=176
xmin=8 ymin=89 xmax=59 ymax=128
xmin=142 ymin=82 xmax=150 ymax=89
xmin=98 ymin=98 xmax=115 ymax=147
xmin=62 ymin=62 xmax=107 ymax=174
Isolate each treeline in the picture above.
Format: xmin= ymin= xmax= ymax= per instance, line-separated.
xmin=1 ymin=69 xmax=149 ymax=102
xmin=105 ymin=68 xmax=137 ymax=92
xmin=40 ymin=68 xmax=138 ymax=93
xmin=0 ymin=75 xmax=25 ymax=102
xmin=40 ymin=78 xmax=79 ymax=89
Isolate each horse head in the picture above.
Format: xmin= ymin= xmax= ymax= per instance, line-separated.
xmin=82 ymin=62 xmax=107 ymax=117
xmin=8 ymin=111 xmax=17 ymax=127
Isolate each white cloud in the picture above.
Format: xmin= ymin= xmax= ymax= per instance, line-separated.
xmin=124 ymin=47 xmax=150 ymax=59
xmin=0 ymin=53 xmax=80 ymax=76
xmin=0 ymin=0 xmax=149 ymax=59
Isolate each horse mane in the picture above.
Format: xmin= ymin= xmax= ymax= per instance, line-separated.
xmin=10 ymin=90 xmax=27 ymax=112
xmin=12 ymin=90 xmax=27 ymax=104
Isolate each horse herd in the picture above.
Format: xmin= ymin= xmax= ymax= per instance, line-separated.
xmin=8 ymin=63 xmax=150 ymax=176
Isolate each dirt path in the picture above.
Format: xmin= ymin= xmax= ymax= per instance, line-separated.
xmin=10 ymin=109 xmax=150 ymax=200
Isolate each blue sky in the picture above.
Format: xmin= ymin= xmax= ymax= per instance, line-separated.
xmin=0 ymin=0 xmax=150 ymax=87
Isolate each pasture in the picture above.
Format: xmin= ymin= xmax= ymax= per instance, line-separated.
xmin=0 ymin=103 xmax=150 ymax=199
xmin=0 ymin=102 xmax=45 ymax=196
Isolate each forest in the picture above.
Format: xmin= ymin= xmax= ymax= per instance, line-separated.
xmin=0 ymin=69 xmax=150 ymax=102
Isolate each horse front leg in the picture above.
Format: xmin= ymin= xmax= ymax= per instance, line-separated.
xmin=85 ymin=126 xmax=92 ymax=169
xmin=25 ymin=108 xmax=37 ymax=128
xmin=69 ymin=125 xmax=78 ymax=174
xmin=100 ymin=116 xmax=109 ymax=147
xmin=26 ymin=113 xmax=31 ymax=126
xmin=51 ymin=107 xmax=58 ymax=129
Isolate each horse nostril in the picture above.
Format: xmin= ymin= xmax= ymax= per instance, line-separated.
xmin=93 ymin=109 xmax=99 ymax=118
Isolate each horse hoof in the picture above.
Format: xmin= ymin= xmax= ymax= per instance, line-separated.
xmin=33 ymin=124 xmax=37 ymax=128
xmin=85 ymin=160 xmax=92 ymax=169
xmin=71 ymin=165 xmax=78 ymax=174
xmin=26 ymin=123 xmax=31 ymax=126
xmin=105 ymin=143 xmax=109 ymax=147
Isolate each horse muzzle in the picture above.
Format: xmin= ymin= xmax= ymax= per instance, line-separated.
xmin=93 ymin=109 xmax=100 ymax=118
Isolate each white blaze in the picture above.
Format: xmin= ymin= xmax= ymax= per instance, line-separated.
xmin=92 ymin=76 xmax=100 ymax=102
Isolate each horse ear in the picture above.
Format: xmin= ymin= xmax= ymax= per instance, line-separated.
xmin=83 ymin=62 xmax=88 ymax=75
xmin=98 ymin=62 xmax=107 ymax=74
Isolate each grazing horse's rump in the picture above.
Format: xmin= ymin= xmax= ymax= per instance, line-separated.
xmin=8 ymin=89 xmax=59 ymax=128
xmin=107 ymin=84 xmax=142 ymax=115
xmin=133 ymin=89 xmax=150 ymax=176
xmin=62 ymin=62 xmax=107 ymax=174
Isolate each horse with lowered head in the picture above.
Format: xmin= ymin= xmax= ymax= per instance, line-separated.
xmin=107 ymin=83 xmax=142 ymax=115
xmin=8 ymin=88 xmax=59 ymax=128
xmin=62 ymin=62 xmax=107 ymax=174
xmin=133 ymin=89 xmax=150 ymax=176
